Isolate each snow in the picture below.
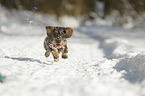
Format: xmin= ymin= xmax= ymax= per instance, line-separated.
xmin=0 ymin=5 xmax=145 ymax=96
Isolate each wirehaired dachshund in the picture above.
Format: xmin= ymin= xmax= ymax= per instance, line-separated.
xmin=44 ymin=26 xmax=73 ymax=62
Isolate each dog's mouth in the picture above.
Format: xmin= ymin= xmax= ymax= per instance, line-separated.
xmin=55 ymin=38 xmax=63 ymax=46
xmin=55 ymin=41 xmax=63 ymax=48
xmin=56 ymin=43 xmax=60 ymax=46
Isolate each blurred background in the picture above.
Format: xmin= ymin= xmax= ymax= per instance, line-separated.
xmin=0 ymin=0 xmax=145 ymax=28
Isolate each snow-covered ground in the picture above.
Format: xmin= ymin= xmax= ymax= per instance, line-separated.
xmin=0 ymin=5 xmax=145 ymax=96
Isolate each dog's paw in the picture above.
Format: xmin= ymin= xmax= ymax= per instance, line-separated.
xmin=62 ymin=54 xmax=68 ymax=59
xmin=54 ymin=57 xmax=59 ymax=62
xmin=45 ymin=51 xmax=50 ymax=57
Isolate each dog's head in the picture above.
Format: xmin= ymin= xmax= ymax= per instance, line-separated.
xmin=45 ymin=26 xmax=73 ymax=46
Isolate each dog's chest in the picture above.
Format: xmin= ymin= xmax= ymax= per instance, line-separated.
xmin=49 ymin=38 xmax=65 ymax=49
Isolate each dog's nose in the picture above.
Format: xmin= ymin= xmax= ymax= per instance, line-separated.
xmin=57 ymin=36 xmax=60 ymax=39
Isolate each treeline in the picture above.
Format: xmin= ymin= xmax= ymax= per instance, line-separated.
xmin=104 ymin=0 xmax=145 ymax=16
xmin=0 ymin=0 xmax=95 ymax=19
xmin=0 ymin=0 xmax=145 ymax=20
xmin=103 ymin=0 xmax=145 ymax=27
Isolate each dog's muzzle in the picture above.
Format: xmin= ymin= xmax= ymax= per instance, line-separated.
xmin=56 ymin=43 xmax=60 ymax=46
xmin=56 ymin=39 xmax=61 ymax=43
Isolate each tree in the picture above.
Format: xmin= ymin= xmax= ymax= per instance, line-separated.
xmin=104 ymin=0 xmax=145 ymax=16
xmin=0 ymin=0 xmax=96 ymax=20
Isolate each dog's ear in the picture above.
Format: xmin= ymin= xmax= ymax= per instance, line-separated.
xmin=64 ymin=27 xmax=73 ymax=38
xmin=45 ymin=26 xmax=54 ymax=36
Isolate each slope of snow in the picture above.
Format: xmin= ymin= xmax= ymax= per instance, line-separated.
xmin=0 ymin=5 xmax=145 ymax=96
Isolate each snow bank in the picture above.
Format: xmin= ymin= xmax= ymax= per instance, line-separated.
xmin=101 ymin=37 xmax=145 ymax=83
xmin=78 ymin=25 xmax=145 ymax=84
xmin=100 ymin=38 xmax=133 ymax=58
xmin=115 ymin=53 xmax=145 ymax=83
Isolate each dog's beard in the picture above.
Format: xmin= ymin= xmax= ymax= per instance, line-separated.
xmin=55 ymin=41 xmax=63 ymax=48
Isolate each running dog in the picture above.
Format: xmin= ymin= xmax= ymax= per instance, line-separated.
xmin=44 ymin=26 xmax=73 ymax=62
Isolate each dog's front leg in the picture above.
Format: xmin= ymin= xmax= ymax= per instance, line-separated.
xmin=44 ymin=37 xmax=50 ymax=57
xmin=52 ymin=48 xmax=59 ymax=62
xmin=62 ymin=41 xmax=68 ymax=59
xmin=45 ymin=51 xmax=50 ymax=57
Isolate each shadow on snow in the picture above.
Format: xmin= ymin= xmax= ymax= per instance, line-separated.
xmin=4 ymin=56 xmax=53 ymax=65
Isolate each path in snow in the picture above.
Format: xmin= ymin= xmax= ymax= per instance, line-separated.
xmin=0 ymin=27 xmax=144 ymax=96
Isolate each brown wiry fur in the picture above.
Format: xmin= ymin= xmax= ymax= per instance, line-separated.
xmin=44 ymin=26 xmax=73 ymax=62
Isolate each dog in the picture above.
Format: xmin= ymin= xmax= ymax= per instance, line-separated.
xmin=44 ymin=26 xmax=73 ymax=62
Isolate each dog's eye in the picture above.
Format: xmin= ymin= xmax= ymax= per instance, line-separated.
xmin=63 ymin=31 xmax=66 ymax=35
xmin=59 ymin=29 xmax=64 ymax=33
